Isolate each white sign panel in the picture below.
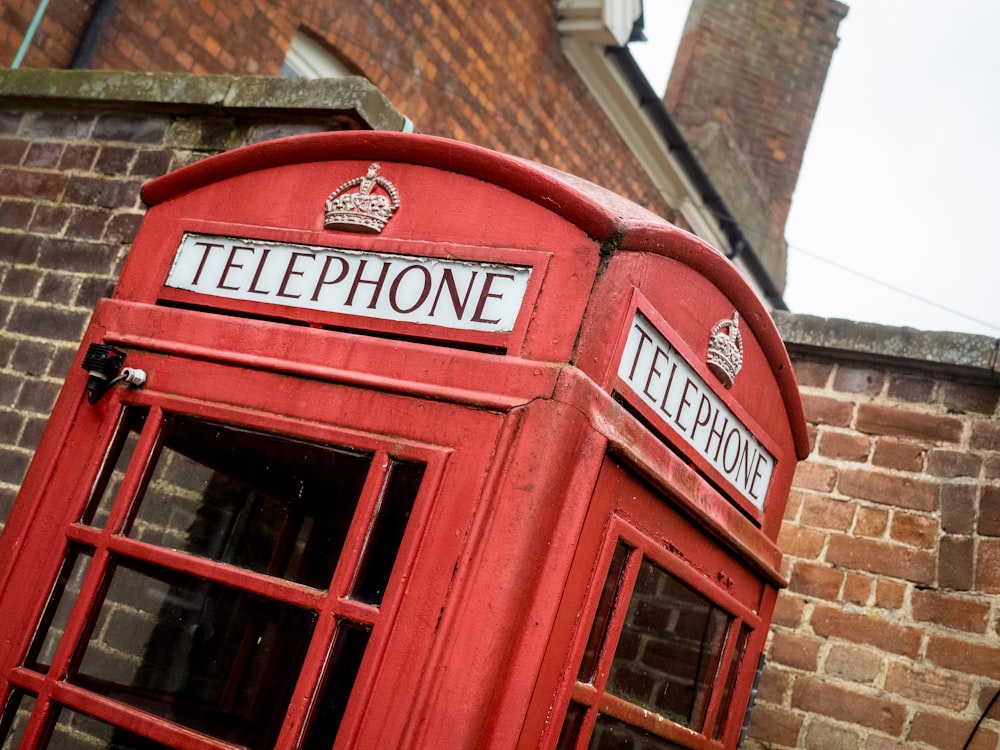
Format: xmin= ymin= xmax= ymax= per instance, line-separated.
xmin=617 ymin=311 xmax=774 ymax=510
xmin=165 ymin=233 xmax=532 ymax=333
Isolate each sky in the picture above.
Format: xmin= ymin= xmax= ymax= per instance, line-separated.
xmin=631 ymin=1 xmax=1000 ymax=339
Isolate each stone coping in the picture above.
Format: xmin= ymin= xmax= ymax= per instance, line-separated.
xmin=0 ymin=68 xmax=408 ymax=131
xmin=773 ymin=310 xmax=999 ymax=383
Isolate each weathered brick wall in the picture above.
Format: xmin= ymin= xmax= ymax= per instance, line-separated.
xmin=1 ymin=0 xmax=675 ymax=222
xmin=0 ymin=71 xmax=405 ymax=526
xmin=747 ymin=315 xmax=1000 ymax=749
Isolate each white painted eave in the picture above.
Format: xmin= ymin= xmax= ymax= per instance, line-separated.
xmin=556 ymin=0 xmax=774 ymax=307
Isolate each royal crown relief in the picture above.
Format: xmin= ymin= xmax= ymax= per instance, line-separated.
xmin=324 ymin=163 xmax=400 ymax=234
xmin=707 ymin=312 xmax=743 ymax=388
xmin=163 ymin=163 xmax=532 ymax=333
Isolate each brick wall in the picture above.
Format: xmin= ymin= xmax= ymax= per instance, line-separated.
xmin=747 ymin=314 xmax=1000 ymax=749
xmin=0 ymin=70 xmax=405 ymax=525
xmin=1 ymin=0 xmax=675 ymax=222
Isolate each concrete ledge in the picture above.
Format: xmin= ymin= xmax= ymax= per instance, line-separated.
xmin=0 ymin=69 xmax=408 ymax=131
xmin=773 ymin=311 xmax=999 ymax=383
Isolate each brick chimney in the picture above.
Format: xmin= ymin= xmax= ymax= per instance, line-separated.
xmin=664 ymin=0 xmax=848 ymax=291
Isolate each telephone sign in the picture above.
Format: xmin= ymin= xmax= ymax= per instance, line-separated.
xmin=167 ymin=232 xmax=532 ymax=332
xmin=617 ymin=309 xmax=775 ymax=510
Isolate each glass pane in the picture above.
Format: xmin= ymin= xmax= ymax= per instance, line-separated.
xmin=44 ymin=705 xmax=171 ymax=749
xmin=82 ymin=407 xmax=147 ymax=527
xmin=301 ymin=622 xmax=371 ymax=749
xmin=589 ymin=713 xmax=686 ymax=750
xmin=127 ymin=414 xmax=372 ymax=589
xmin=351 ymin=459 xmax=424 ymax=605
xmin=0 ymin=691 xmax=35 ymax=750
xmin=555 ymin=702 xmax=586 ymax=750
xmin=578 ymin=542 xmax=630 ymax=683
xmin=712 ymin=624 xmax=751 ymax=739
xmin=606 ymin=560 xmax=732 ymax=732
xmin=72 ymin=559 xmax=316 ymax=750
xmin=25 ymin=548 xmax=93 ymax=671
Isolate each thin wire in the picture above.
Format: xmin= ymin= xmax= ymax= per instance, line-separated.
xmin=788 ymin=242 xmax=1000 ymax=335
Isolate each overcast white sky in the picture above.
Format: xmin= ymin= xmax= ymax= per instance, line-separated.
xmin=632 ymin=1 xmax=999 ymax=339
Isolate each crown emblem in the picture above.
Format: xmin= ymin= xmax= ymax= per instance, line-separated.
xmin=707 ymin=312 xmax=743 ymax=388
xmin=324 ymin=163 xmax=400 ymax=233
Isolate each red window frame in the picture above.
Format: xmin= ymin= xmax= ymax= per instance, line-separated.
xmin=0 ymin=378 xmax=450 ymax=749
xmin=536 ymin=457 xmax=765 ymax=750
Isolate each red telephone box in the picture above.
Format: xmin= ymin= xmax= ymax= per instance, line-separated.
xmin=0 ymin=132 xmax=808 ymax=749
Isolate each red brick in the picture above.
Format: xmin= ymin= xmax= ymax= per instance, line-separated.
xmin=803 ymin=720 xmax=861 ymax=747
xmin=771 ymin=593 xmax=804 ymax=628
xmin=24 ymin=141 xmax=64 ymax=169
xmin=908 ymin=710 xmax=997 ymax=749
xmin=0 ymin=167 xmax=68 ymax=201
xmin=927 ymin=448 xmax=982 ymax=479
xmin=790 ymin=359 xmax=832 ymax=387
xmin=871 ymin=438 xmax=925 ymax=472
xmin=911 ymin=589 xmax=989 ymax=633
xmin=788 ymin=562 xmax=842 ymax=600
xmin=810 ymin=605 xmax=922 ymax=657
xmin=887 ymin=375 xmax=936 ymax=403
xmin=865 ymin=737 xmax=910 ymax=750
xmin=855 ymin=403 xmax=964 ymax=443
xmin=976 ymin=538 xmax=1000 ymax=594
xmin=854 ymin=506 xmax=888 ymax=538
xmin=884 ymin=663 xmax=971 ymax=710
xmin=926 ymin=635 xmax=1000 ymax=680
xmin=770 ymin=631 xmax=821 ymax=671
xmin=800 ymin=393 xmax=853 ymax=427
xmin=941 ymin=483 xmax=977 ymax=534
xmin=791 ymin=676 xmax=906 ymax=734
xmin=0 ymin=199 xmax=32 ymax=229
xmin=792 ymin=460 xmax=837 ymax=492
xmin=0 ymin=137 xmax=29 ymax=165
xmin=977 ymin=485 xmax=1000 ymax=537
xmin=940 ymin=535 xmax=974 ymax=591
xmin=833 ymin=365 xmax=885 ymax=396
xmin=943 ymin=381 xmax=1000 ymax=415
xmin=888 ymin=513 xmax=938 ymax=549
xmin=800 ymin=494 xmax=854 ymax=531
xmin=971 ymin=419 xmax=1000 ymax=451
xmin=777 ymin=524 xmax=825 ymax=559
xmin=826 ymin=534 xmax=935 ymax=584
xmin=824 ymin=644 xmax=881 ymax=683
xmin=58 ymin=143 xmax=99 ymax=171
xmin=28 ymin=203 xmax=71 ymax=234
xmin=816 ymin=430 xmax=869 ymax=462
xmin=746 ymin=703 xmax=802 ymax=746
xmin=755 ymin=667 xmax=790 ymax=705
xmin=841 ymin=572 xmax=872 ymax=605
xmin=838 ymin=467 xmax=938 ymax=511
xmin=784 ymin=488 xmax=806 ymax=519
xmin=874 ymin=579 xmax=905 ymax=610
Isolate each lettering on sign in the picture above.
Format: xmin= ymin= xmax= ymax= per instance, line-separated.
xmin=617 ymin=311 xmax=774 ymax=510
xmin=165 ymin=233 xmax=532 ymax=332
